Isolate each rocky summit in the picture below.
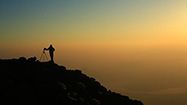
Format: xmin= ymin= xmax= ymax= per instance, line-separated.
xmin=0 ymin=57 xmax=143 ymax=105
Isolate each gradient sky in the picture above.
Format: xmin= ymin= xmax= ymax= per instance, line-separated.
xmin=0 ymin=0 xmax=187 ymax=105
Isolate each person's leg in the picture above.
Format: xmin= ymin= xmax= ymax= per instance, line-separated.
xmin=50 ymin=52 xmax=54 ymax=62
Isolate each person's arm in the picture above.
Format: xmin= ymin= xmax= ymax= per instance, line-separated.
xmin=44 ymin=47 xmax=49 ymax=51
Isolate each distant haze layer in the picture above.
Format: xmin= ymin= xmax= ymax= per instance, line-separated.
xmin=0 ymin=0 xmax=186 ymax=105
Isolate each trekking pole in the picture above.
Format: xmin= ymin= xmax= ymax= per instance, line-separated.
xmin=43 ymin=51 xmax=48 ymax=60
xmin=40 ymin=51 xmax=44 ymax=61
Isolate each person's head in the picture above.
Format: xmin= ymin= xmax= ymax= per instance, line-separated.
xmin=50 ymin=44 xmax=52 ymax=47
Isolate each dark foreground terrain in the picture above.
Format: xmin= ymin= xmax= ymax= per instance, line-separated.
xmin=0 ymin=57 xmax=143 ymax=105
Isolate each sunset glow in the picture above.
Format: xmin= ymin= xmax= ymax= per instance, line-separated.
xmin=0 ymin=0 xmax=186 ymax=105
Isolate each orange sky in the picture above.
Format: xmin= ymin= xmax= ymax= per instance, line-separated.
xmin=0 ymin=0 xmax=187 ymax=105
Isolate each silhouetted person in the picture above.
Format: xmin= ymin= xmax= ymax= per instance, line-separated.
xmin=44 ymin=44 xmax=55 ymax=62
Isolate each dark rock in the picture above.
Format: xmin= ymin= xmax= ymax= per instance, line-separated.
xmin=18 ymin=57 xmax=26 ymax=61
xmin=28 ymin=56 xmax=37 ymax=62
xmin=0 ymin=57 xmax=143 ymax=105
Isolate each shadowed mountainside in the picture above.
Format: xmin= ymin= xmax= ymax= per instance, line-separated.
xmin=0 ymin=57 xmax=143 ymax=105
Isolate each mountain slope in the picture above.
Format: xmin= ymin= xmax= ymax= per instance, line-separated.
xmin=0 ymin=57 xmax=143 ymax=105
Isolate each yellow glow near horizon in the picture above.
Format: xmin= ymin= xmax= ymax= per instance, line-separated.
xmin=0 ymin=1 xmax=187 ymax=105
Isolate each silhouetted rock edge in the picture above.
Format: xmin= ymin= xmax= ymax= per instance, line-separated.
xmin=0 ymin=57 xmax=143 ymax=105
